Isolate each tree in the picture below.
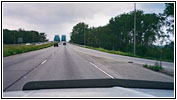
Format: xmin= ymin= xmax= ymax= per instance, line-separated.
xmin=70 ymin=9 xmax=174 ymax=61
xmin=164 ymin=3 xmax=174 ymax=17
xmin=108 ymin=10 xmax=161 ymax=51
xmin=3 ymin=29 xmax=48 ymax=44
xmin=163 ymin=3 xmax=174 ymax=34
xmin=70 ymin=22 xmax=88 ymax=45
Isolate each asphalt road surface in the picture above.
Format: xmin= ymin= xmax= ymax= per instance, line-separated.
xmin=3 ymin=43 xmax=174 ymax=92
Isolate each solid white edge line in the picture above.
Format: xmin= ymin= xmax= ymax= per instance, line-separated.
xmin=41 ymin=60 xmax=47 ymax=65
xmin=89 ymin=62 xmax=114 ymax=79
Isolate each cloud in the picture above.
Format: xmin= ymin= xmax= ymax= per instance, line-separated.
xmin=3 ymin=2 xmax=166 ymax=41
xmin=137 ymin=3 xmax=165 ymax=14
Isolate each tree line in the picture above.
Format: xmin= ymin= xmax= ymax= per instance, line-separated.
xmin=70 ymin=3 xmax=174 ymax=62
xmin=3 ymin=28 xmax=48 ymax=44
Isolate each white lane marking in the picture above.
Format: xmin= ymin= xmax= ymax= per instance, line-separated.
xmin=89 ymin=62 xmax=114 ymax=79
xmin=41 ymin=60 xmax=47 ymax=65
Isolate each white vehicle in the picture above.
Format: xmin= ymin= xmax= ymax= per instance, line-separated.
xmin=3 ymin=79 xmax=174 ymax=97
xmin=25 ymin=43 xmax=31 ymax=45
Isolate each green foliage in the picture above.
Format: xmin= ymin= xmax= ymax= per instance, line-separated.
xmin=70 ymin=22 xmax=88 ymax=45
xmin=164 ymin=3 xmax=174 ymax=17
xmin=84 ymin=45 xmax=136 ymax=57
xmin=3 ymin=43 xmax=53 ymax=57
xmin=83 ymin=45 xmax=173 ymax=62
xmin=3 ymin=28 xmax=48 ymax=44
xmin=162 ymin=3 xmax=174 ymax=34
xmin=143 ymin=63 xmax=163 ymax=71
xmin=70 ymin=9 xmax=174 ymax=62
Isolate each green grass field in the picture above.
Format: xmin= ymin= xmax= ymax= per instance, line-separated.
xmin=3 ymin=43 xmax=54 ymax=57
xmin=82 ymin=45 xmax=172 ymax=62
xmin=84 ymin=45 xmax=136 ymax=57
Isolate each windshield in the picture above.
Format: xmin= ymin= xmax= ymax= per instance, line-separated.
xmin=2 ymin=1 xmax=174 ymax=98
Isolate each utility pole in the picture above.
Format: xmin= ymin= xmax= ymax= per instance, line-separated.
xmin=160 ymin=39 xmax=164 ymax=68
xmin=134 ymin=3 xmax=136 ymax=55
xmin=84 ymin=26 xmax=85 ymax=45
xmin=33 ymin=32 xmax=34 ymax=43
xmin=160 ymin=50 xmax=162 ymax=67
xmin=14 ymin=32 xmax=15 ymax=44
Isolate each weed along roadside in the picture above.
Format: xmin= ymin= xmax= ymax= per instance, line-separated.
xmin=81 ymin=44 xmax=173 ymax=63
xmin=143 ymin=63 xmax=163 ymax=72
xmin=3 ymin=43 xmax=54 ymax=57
xmin=143 ymin=63 xmax=173 ymax=76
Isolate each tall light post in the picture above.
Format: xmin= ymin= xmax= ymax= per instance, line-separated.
xmin=14 ymin=32 xmax=15 ymax=44
xmin=134 ymin=3 xmax=136 ymax=55
xmin=159 ymin=38 xmax=164 ymax=68
xmin=33 ymin=32 xmax=34 ymax=43
xmin=84 ymin=26 xmax=85 ymax=45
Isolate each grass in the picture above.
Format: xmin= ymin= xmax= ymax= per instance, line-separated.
xmin=143 ymin=62 xmax=163 ymax=71
xmin=79 ymin=45 xmax=172 ymax=62
xmin=3 ymin=43 xmax=54 ymax=57
xmin=84 ymin=45 xmax=139 ymax=58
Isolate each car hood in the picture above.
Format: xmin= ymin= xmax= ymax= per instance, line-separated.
xmin=3 ymin=78 xmax=174 ymax=97
xmin=3 ymin=86 xmax=174 ymax=97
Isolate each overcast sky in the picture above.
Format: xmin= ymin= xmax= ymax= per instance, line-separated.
xmin=3 ymin=2 xmax=167 ymax=42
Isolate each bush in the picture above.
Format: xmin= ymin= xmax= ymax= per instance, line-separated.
xmin=83 ymin=44 xmax=173 ymax=62
xmin=143 ymin=62 xmax=163 ymax=71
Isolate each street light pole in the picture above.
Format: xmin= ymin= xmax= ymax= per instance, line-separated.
xmin=84 ymin=27 xmax=85 ymax=45
xmin=160 ymin=40 xmax=164 ymax=68
xmin=33 ymin=32 xmax=34 ymax=43
xmin=14 ymin=32 xmax=15 ymax=44
xmin=134 ymin=3 xmax=136 ymax=55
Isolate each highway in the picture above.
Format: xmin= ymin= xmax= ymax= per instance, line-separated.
xmin=3 ymin=43 xmax=174 ymax=92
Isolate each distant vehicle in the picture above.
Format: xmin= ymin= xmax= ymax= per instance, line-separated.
xmin=25 ymin=43 xmax=31 ymax=45
xmin=61 ymin=35 xmax=66 ymax=41
xmin=63 ymin=42 xmax=66 ymax=45
xmin=54 ymin=35 xmax=60 ymax=42
xmin=54 ymin=43 xmax=58 ymax=47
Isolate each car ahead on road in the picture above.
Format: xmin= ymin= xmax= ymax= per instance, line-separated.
xmin=3 ymin=79 xmax=174 ymax=97
xmin=54 ymin=43 xmax=59 ymax=47
xmin=63 ymin=42 xmax=66 ymax=45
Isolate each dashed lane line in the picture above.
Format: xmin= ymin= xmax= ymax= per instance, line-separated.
xmin=89 ymin=62 xmax=114 ymax=79
xmin=41 ymin=60 xmax=47 ymax=65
